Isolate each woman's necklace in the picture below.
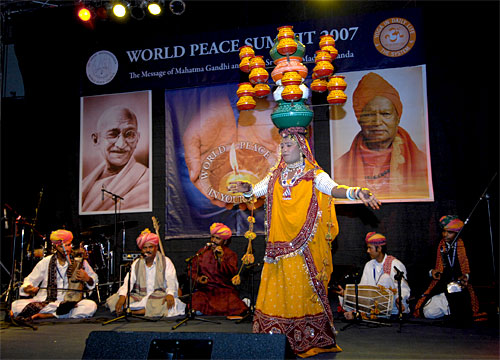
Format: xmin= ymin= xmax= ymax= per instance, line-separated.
xmin=281 ymin=161 xmax=305 ymax=200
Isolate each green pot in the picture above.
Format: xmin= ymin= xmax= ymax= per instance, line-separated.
xmin=271 ymin=99 xmax=313 ymax=129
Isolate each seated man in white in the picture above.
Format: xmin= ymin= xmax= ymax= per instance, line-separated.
xmin=337 ymin=232 xmax=410 ymax=318
xmin=11 ymin=229 xmax=98 ymax=320
xmin=106 ymin=229 xmax=185 ymax=317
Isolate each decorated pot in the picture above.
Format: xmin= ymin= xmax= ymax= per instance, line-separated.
xmin=254 ymin=83 xmax=271 ymax=98
xmin=249 ymin=67 xmax=269 ymax=84
xmin=281 ymin=71 xmax=302 ymax=86
xmin=314 ymin=50 xmax=332 ymax=63
xmin=310 ymin=78 xmax=328 ymax=93
xmin=239 ymin=57 xmax=252 ymax=73
xmin=271 ymin=99 xmax=313 ymax=129
xmin=319 ymin=34 xmax=336 ymax=48
xmin=269 ymin=37 xmax=305 ymax=64
xmin=313 ymin=61 xmax=334 ymax=78
xmin=327 ymin=75 xmax=346 ymax=91
xmin=277 ymin=38 xmax=298 ymax=56
xmin=281 ymin=85 xmax=303 ymax=101
xmin=239 ymin=45 xmax=255 ymax=60
xmin=236 ymin=82 xmax=255 ymax=97
xmin=320 ymin=45 xmax=337 ymax=57
xmin=249 ymin=55 xmax=266 ymax=70
xmin=271 ymin=59 xmax=308 ymax=82
xmin=277 ymin=25 xmax=295 ymax=40
xmin=327 ymin=90 xmax=347 ymax=105
xmin=329 ymin=47 xmax=339 ymax=61
xmin=237 ymin=96 xmax=257 ymax=110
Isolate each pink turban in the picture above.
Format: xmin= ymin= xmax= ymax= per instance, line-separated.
xmin=352 ymin=72 xmax=403 ymax=119
xmin=365 ymin=232 xmax=387 ymax=246
xmin=210 ymin=223 xmax=232 ymax=240
xmin=439 ymin=215 xmax=464 ymax=232
xmin=50 ymin=229 xmax=73 ymax=245
xmin=136 ymin=229 xmax=159 ymax=249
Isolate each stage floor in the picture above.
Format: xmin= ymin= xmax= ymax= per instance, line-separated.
xmin=1 ymin=305 xmax=499 ymax=359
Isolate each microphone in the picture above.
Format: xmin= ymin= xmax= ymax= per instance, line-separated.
xmin=101 ymin=185 xmax=105 ymax=201
xmin=394 ymin=266 xmax=404 ymax=280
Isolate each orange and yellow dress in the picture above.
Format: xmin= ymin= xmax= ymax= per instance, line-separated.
xmin=252 ymin=159 xmax=341 ymax=358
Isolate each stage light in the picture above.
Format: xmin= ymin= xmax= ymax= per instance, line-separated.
xmin=130 ymin=3 xmax=146 ymax=20
xmin=169 ymin=0 xmax=185 ymax=15
xmin=95 ymin=5 xmax=108 ymax=19
xmin=112 ymin=2 xmax=127 ymax=18
xmin=147 ymin=1 xmax=162 ymax=16
xmin=78 ymin=6 xmax=92 ymax=22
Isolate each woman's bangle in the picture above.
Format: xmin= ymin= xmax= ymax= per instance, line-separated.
xmin=346 ymin=187 xmax=358 ymax=201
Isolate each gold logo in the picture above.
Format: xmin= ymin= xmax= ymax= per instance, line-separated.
xmin=373 ymin=17 xmax=416 ymax=57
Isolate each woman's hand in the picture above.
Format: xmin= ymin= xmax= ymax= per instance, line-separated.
xmin=227 ymin=181 xmax=252 ymax=194
xmin=358 ymin=188 xmax=381 ymax=210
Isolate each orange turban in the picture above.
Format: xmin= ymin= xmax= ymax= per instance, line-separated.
xmin=439 ymin=215 xmax=464 ymax=232
xmin=50 ymin=229 xmax=73 ymax=245
xmin=352 ymin=72 xmax=403 ymax=118
xmin=136 ymin=228 xmax=159 ymax=249
xmin=210 ymin=222 xmax=232 ymax=240
xmin=365 ymin=232 xmax=386 ymax=246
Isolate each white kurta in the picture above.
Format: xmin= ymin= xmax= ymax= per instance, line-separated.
xmin=118 ymin=255 xmax=185 ymax=316
xmin=358 ymin=254 xmax=411 ymax=314
xmin=11 ymin=254 xmax=99 ymax=318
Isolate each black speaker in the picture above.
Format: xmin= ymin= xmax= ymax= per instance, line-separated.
xmin=82 ymin=331 xmax=294 ymax=359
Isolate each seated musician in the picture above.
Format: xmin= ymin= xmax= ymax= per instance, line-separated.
xmin=11 ymin=229 xmax=98 ymax=320
xmin=413 ymin=215 xmax=487 ymax=322
xmin=337 ymin=232 xmax=411 ymax=319
xmin=189 ymin=223 xmax=248 ymax=316
xmin=106 ymin=229 xmax=185 ymax=317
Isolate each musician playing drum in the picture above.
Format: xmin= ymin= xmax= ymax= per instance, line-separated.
xmin=336 ymin=232 xmax=411 ymax=319
xmin=11 ymin=229 xmax=98 ymax=320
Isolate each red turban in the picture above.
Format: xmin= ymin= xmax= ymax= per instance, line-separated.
xmin=50 ymin=229 xmax=73 ymax=245
xmin=136 ymin=229 xmax=159 ymax=249
xmin=210 ymin=223 xmax=232 ymax=240
xmin=352 ymin=72 xmax=403 ymax=119
xmin=365 ymin=232 xmax=387 ymax=246
xmin=439 ymin=215 xmax=464 ymax=232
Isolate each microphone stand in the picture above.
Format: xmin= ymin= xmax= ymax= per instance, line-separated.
xmin=101 ymin=188 xmax=124 ymax=295
xmin=172 ymin=245 xmax=221 ymax=330
xmin=448 ymin=172 xmax=497 ymax=278
xmin=394 ymin=266 xmax=405 ymax=332
xmin=236 ymin=262 xmax=262 ymax=324
xmin=102 ymin=258 xmax=156 ymax=325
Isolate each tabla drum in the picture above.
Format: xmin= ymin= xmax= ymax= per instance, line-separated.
xmin=84 ymin=243 xmax=106 ymax=271
xmin=342 ymin=284 xmax=394 ymax=318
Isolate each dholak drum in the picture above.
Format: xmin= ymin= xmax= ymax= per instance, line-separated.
xmin=84 ymin=243 xmax=106 ymax=271
xmin=342 ymin=284 xmax=394 ymax=318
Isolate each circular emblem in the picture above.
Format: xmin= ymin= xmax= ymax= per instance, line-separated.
xmin=86 ymin=50 xmax=118 ymax=85
xmin=373 ymin=17 xmax=416 ymax=57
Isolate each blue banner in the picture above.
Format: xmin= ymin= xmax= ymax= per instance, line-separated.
xmin=81 ymin=8 xmax=423 ymax=94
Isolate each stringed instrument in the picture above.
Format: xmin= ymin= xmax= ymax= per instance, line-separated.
xmin=152 ymin=216 xmax=165 ymax=256
xmin=56 ymin=242 xmax=89 ymax=315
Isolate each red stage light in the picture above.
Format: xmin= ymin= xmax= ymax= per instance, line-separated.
xmin=78 ymin=7 xmax=92 ymax=22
